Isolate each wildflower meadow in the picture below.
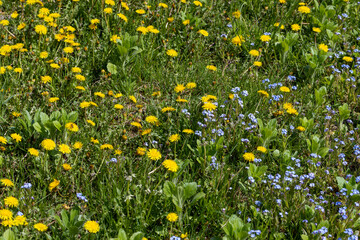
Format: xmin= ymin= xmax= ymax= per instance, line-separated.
xmin=1 ymin=0 xmax=360 ymax=239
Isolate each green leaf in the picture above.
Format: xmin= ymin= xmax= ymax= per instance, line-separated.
xmin=117 ymin=229 xmax=128 ymax=240
xmin=336 ymin=177 xmax=346 ymax=189
xmin=183 ymin=182 xmax=197 ymax=200
xmin=69 ymin=209 xmax=79 ymax=222
xmin=318 ymin=147 xmax=329 ymax=158
xmin=50 ymin=111 xmax=61 ymax=120
xmin=23 ymin=110 xmax=32 ymax=126
xmin=53 ymin=215 xmax=66 ymax=230
xmin=117 ymin=45 xmax=128 ymax=56
xmin=163 ymin=181 xmax=176 ymax=198
xmin=315 ymin=86 xmax=327 ymax=106
xmin=301 ymin=235 xmax=309 ymax=240
xmin=40 ymin=112 xmax=49 ymax=124
xmin=67 ymin=111 xmax=78 ymax=122
xmin=129 ymin=232 xmax=144 ymax=240
xmin=107 ymin=62 xmax=118 ymax=75
xmin=33 ymin=122 xmax=42 ymax=133
xmin=60 ymin=210 xmax=69 ymax=228
xmin=53 ymin=121 xmax=62 ymax=131
xmin=350 ymin=194 xmax=360 ymax=202
xmin=2 ymin=229 xmax=15 ymax=240
xmin=353 ymin=217 xmax=360 ymax=228
xmin=191 ymin=192 xmax=205 ymax=203
xmin=339 ymin=103 xmax=350 ymax=120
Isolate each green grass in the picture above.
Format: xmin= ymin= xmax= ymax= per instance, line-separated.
xmin=0 ymin=0 xmax=360 ymax=239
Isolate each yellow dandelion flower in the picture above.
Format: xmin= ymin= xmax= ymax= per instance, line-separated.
xmin=186 ymin=82 xmax=196 ymax=89
xmin=166 ymin=49 xmax=178 ymax=57
xmin=169 ymin=134 xmax=180 ymax=142
xmin=161 ymin=107 xmax=176 ymax=112
xmin=35 ymin=25 xmax=47 ymax=34
xmin=121 ymin=2 xmax=129 ymax=10
xmin=63 ymin=47 xmax=74 ymax=54
xmin=39 ymin=51 xmax=48 ymax=59
xmin=202 ymin=102 xmax=217 ymax=111
xmin=198 ymin=29 xmax=209 ymax=36
xmin=312 ymin=27 xmax=321 ymax=33
xmin=49 ymin=179 xmax=60 ymax=191
xmin=41 ymin=139 xmax=56 ymax=150
xmin=183 ymin=129 xmax=194 ymax=134
xmin=75 ymin=74 xmax=85 ymax=81
xmin=136 ymin=9 xmax=146 ymax=14
xmin=41 ymin=76 xmax=52 ymax=84
xmin=0 ymin=178 xmax=13 ymax=188
xmin=206 ymin=65 xmax=217 ymax=71
xmin=147 ymin=149 xmax=161 ymax=160
xmin=318 ymin=44 xmax=328 ymax=52
xmin=63 ymin=163 xmax=72 ymax=171
xmin=232 ymin=10 xmax=241 ymax=18
xmin=257 ymin=90 xmax=269 ymax=98
xmin=298 ymin=6 xmax=310 ymax=14
xmin=58 ymin=144 xmax=71 ymax=154
xmin=136 ymin=147 xmax=146 ymax=156
xmin=167 ymin=213 xmax=178 ymax=222
xmin=249 ymin=50 xmax=259 ymax=57
xmin=253 ymin=61 xmax=262 ymax=67
xmin=104 ymin=8 xmax=113 ymax=14
xmin=296 ymin=126 xmax=306 ymax=132
xmin=279 ymin=86 xmax=290 ymax=92
xmin=232 ymin=35 xmax=245 ymax=46
xmin=141 ymin=129 xmax=152 ymax=135
xmin=100 ymin=144 xmax=114 ymax=150
xmin=0 ymin=209 xmax=13 ymax=220
xmin=65 ymin=122 xmax=79 ymax=132
xmin=162 ymin=160 xmax=179 ymax=172
xmin=28 ymin=148 xmax=39 ymax=156
xmin=260 ymin=35 xmax=271 ymax=42
xmin=145 ymin=116 xmax=159 ymax=124
xmin=193 ymin=1 xmax=202 ymax=6
xmin=183 ymin=19 xmax=190 ymax=25
xmin=343 ymin=56 xmax=353 ymax=62
xmin=117 ymin=13 xmax=128 ymax=22
xmin=286 ymin=107 xmax=299 ymax=115
xmin=174 ymin=84 xmax=186 ymax=93
xmin=291 ymin=24 xmax=301 ymax=31
xmin=73 ymin=142 xmax=83 ymax=149
xmin=91 ymin=137 xmax=99 ymax=144
xmin=10 ymin=133 xmax=22 ymax=142
xmin=84 ymin=221 xmax=100 ymax=233
xmin=80 ymin=101 xmax=91 ymax=108
xmin=129 ymin=95 xmax=137 ymax=103
xmin=243 ymin=152 xmax=255 ymax=162
xmin=34 ymin=223 xmax=48 ymax=232
xmin=257 ymin=146 xmax=267 ymax=153
xmin=4 ymin=196 xmax=19 ymax=208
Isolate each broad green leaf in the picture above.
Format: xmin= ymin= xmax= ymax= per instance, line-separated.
xmin=107 ymin=62 xmax=118 ymax=75
xmin=67 ymin=111 xmax=78 ymax=122
xmin=336 ymin=177 xmax=346 ymax=189
xmin=53 ymin=121 xmax=62 ymax=131
xmin=2 ymin=229 xmax=15 ymax=240
xmin=129 ymin=232 xmax=144 ymax=240
xmin=301 ymin=235 xmax=309 ymax=240
xmin=117 ymin=229 xmax=128 ymax=240
xmin=163 ymin=181 xmax=175 ymax=198
xmin=183 ymin=182 xmax=197 ymax=200
xmin=40 ymin=112 xmax=49 ymax=124
xmin=191 ymin=192 xmax=205 ymax=203
xmin=33 ymin=122 xmax=42 ymax=133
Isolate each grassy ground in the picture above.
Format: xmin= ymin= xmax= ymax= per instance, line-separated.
xmin=0 ymin=0 xmax=360 ymax=239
